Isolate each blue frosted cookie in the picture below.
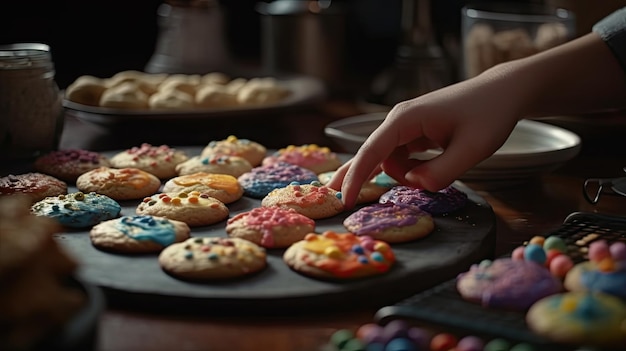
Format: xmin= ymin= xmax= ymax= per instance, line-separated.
xmin=31 ymin=191 xmax=122 ymax=228
xmin=237 ymin=162 xmax=319 ymax=199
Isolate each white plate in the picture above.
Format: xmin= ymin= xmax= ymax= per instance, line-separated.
xmin=325 ymin=113 xmax=582 ymax=184
xmin=63 ymin=75 xmax=326 ymax=126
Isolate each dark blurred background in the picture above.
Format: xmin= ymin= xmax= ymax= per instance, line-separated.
xmin=0 ymin=0 xmax=622 ymax=92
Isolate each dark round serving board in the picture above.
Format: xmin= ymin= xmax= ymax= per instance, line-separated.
xmin=5 ymin=147 xmax=497 ymax=314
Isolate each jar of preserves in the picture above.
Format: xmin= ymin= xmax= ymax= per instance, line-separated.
xmin=0 ymin=43 xmax=64 ymax=161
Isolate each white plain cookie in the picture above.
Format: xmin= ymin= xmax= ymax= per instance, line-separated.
xmin=90 ymin=215 xmax=190 ymax=254
xmin=159 ymin=236 xmax=267 ymax=280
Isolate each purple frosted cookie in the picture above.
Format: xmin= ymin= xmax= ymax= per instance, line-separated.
xmin=343 ymin=203 xmax=434 ymax=243
xmin=237 ymin=162 xmax=319 ymax=199
xmin=379 ymin=185 xmax=468 ymax=215
xmin=456 ymin=258 xmax=563 ymax=311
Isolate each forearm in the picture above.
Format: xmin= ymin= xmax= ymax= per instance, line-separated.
xmin=479 ymin=32 xmax=626 ymax=117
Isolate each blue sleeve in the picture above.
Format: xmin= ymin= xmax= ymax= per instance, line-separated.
xmin=593 ymin=7 xmax=626 ymax=72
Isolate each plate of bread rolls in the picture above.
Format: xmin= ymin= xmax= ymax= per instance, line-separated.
xmin=62 ymin=70 xmax=325 ymax=125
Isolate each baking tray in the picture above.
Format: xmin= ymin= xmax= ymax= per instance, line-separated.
xmin=374 ymin=211 xmax=626 ymax=350
xmin=3 ymin=147 xmax=497 ymax=314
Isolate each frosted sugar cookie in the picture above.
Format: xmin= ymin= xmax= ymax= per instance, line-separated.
xmin=90 ymin=215 xmax=191 ymax=254
xmin=343 ymin=203 xmax=434 ymax=243
xmin=379 ymin=185 xmax=468 ymax=215
xmin=31 ymin=191 xmax=121 ymax=228
xmin=136 ymin=191 xmax=229 ymax=227
xmin=162 ymin=172 xmax=244 ymax=204
xmin=318 ymin=171 xmax=392 ymax=204
xmin=262 ymin=144 xmax=342 ymax=174
xmin=34 ymin=149 xmax=111 ymax=183
xmin=158 ymin=237 xmax=267 ymax=280
xmin=175 ymin=154 xmax=253 ymax=177
xmin=283 ymin=231 xmax=396 ymax=280
xmin=0 ymin=173 xmax=67 ymax=203
xmin=526 ymin=291 xmax=626 ymax=349
xmin=200 ymin=135 xmax=267 ymax=167
xmin=226 ymin=207 xmax=315 ymax=248
xmin=456 ymin=258 xmax=563 ymax=311
xmin=238 ymin=162 xmax=319 ymax=199
xmin=564 ymin=240 xmax=626 ymax=299
xmin=76 ymin=167 xmax=161 ymax=201
xmin=109 ymin=143 xmax=189 ymax=179
xmin=261 ymin=181 xmax=344 ymax=220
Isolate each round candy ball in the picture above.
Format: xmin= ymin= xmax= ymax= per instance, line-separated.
xmin=524 ymin=243 xmax=547 ymax=265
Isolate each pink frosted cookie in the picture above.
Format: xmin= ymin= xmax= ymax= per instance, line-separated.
xmin=343 ymin=203 xmax=434 ymax=243
xmin=456 ymin=258 xmax=563 ymax=311
xmin=564 ymin=240 xmax=626 ymax=299
xmin=162 ymin=172 xmax=244 ymax=204
xmin=200 ymin=135 xmax=267 ymax=167
xmin=226 ymin=206 xmax=315 ymax=248
xmin=379 ymin=185 xmax=468 ymax=215
xmin=262 ymin=144 xmax=342 ymax=174
xmin=261 ymin=181 xmax=344 ymax=220
xmin=109 ymin=143 xmax=189 ymax=179
xmin=0 ymin=173 xmax=67 ymax=203
xmin=175 ymin=154 xmax=253 ymax=177
xmin=33 ymin=149 xmax=111 ymax=182
xmin=283 ymin=231 xmax=396 ymax=280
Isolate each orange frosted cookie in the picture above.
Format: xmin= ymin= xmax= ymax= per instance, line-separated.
xmin=262 ymin=144 xmax=342 ymax=174
xmin=200 ymin=135 xmax=267 ymax=167
xmin=162 ymin=172 xmax=244 ymax=204
xmin=261 ymin=181 xmax=344 ymax=219
xmin=283 ymin=231 xmax=396 ymax=280
xmin=109 ymin=143 xmax=189 ymax=179
xmin=136 ymin=191 xmax=229 ymax=227
xmin=226 ymin=207 xmax=315 ymax=248
xmin=76 ymin=167 xmax=161 ymax=201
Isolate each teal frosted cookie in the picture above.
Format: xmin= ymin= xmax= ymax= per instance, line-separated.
xmin=31 ymin=191 xmax=121 ymax=228
xmin=90 ymin=215 xmax=191 ymax=254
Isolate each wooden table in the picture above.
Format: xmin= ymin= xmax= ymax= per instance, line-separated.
xmin=58 ymin=102 xmax=626 ymax=351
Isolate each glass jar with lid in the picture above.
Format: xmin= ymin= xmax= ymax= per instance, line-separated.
xmin=0 ymin=43 xmax=64 ymax=161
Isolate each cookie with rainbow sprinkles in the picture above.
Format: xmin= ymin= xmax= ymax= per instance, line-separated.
xmin=283 ymin=231 xmax=396 ymax=280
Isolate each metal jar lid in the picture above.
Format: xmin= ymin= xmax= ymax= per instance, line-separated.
xmin=0 ymin=43 xmax=53 ymax=69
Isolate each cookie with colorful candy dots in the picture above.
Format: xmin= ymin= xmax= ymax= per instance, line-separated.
xmin=175 ymin=154 xmax=253 ymax=177
xmin=90 ymin=215 xmax=190 ymax=254
xmin=318 ymin=171 xmax=393 ymax=204
xmin=262 ymin=144 xmax=343 ymax=174
xmin=76 ymin=167 xmax=161 ymax=201
xmin=343 ymin=203 xmax=435 ymax=243
xmin=238 ymin=161 xmax=319 ymax=199
xmin=526 ymin=291 xmax=626 ymax=349
xmin=261 ymin=181 xmax=344 ymax=220
xmin=564 ymin=240 xmax=626 ymax=299
xmin=379 ymin=185 xmax=468 ymax=215
xmin=31 ymin=191 xmax=121 ymax=229
xmin=0 ymin=172 xmax=67 ymax=203
xmin=162 ymin=172 xmax=244 ymax=204
xmin=158 ymin=236 xmax=267 ymax=280
xmin=226 ymin=206 xmax=315 ymax=249
xmin=33 ymin=149 xmax=112 ymax=183
xmin=136 ymin=190 xmax=229 ymax=227
xmin=455 ymin=258 xmax=563 ymax=311
xmin=510 ymin=235 xmax=575 ymax=279
xmin=109 ymin=143 xmax=189 ymax=179
xmin=200 ymin=135 xmax=267 ymax=167
xmin=283 ymin=231 xmax=396 ymax=280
